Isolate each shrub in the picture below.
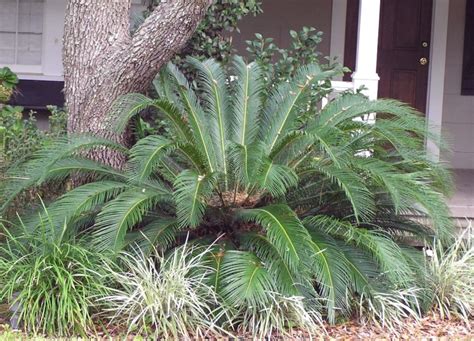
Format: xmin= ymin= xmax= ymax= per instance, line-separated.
xmin=0 ymin=67 xmax=18 ymax=103
xmin=0 ymin=209 xmax=114 ymax=336
xmin=227 ymin=292 xmax=324 ymax=338
xmin=357 ymin=288 xmax=422 ymax=332
xmin=101 ymin=242 xmax=226 ymax=338
xmin=0 ymin=106 xmax=68 ymax=218
xmin=425 ymin=225 xmax=474 ymax=323
xmin=1 ymin=56 xmax=453 ymax=330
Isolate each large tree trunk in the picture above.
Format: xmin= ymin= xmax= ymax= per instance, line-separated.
xmin=63 ymin=0 xmax=212 ymax=168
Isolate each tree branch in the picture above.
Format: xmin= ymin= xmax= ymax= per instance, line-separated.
xmin=129 ymin=0 xmax=212 ymax=69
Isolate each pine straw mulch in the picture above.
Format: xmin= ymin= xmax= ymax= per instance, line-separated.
xmin=0 ymin=313 xmax=472 ymax=339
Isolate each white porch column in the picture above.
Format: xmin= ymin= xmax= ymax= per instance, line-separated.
xmin=351 ymin=0 xmax=381 ymax=100
xmin=426 ymin=0 xmax=450 ymax=161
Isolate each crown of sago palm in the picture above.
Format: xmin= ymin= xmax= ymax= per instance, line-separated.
xmin=1 ymin=56 xmax=454 ymax=323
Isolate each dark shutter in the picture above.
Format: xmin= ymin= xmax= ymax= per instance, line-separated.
xmin=462 ymin=1 xmax=474 ymax=95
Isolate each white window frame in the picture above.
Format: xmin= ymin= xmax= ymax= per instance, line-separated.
xmin=0 ymin=0 xmax=45 ymax=74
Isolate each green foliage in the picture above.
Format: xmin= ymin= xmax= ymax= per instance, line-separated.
xmin=0 ymin=67 xmax=18 ymax=102
xmin=101 ymin=242 xmax=227 ymax=339
xmin=46 ymin=106 xmax=68 ymax=137
xmin=0 ymin=209 xmax=114 ymax=336
xmin=424 ymin=226 xmax=474 ymax=323
xmin=2 ymin=56 xmax=453 ymax=331
xmin=0 ymin=108 xmax=43 ymax=167
xmin=244 ymin=27 xmax=344 ymax=116
xmin=0 ymin=104 xmax=68 ymax=217
xmin=144 ymin=0 xmax=262 ymax=66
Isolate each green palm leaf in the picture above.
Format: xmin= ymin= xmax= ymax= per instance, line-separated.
xmin=306 ymin=215 xmax=414 ymax=287
xmin=237 ymin=204 xmax=310 ymax=273
xmin=231 ymin=56 xmax=264 ymax=145
xmin=92 ymin=188 xmax=167 ymax=253
xmin=129 ymin=135 xmax=175 ymax=181
xmin=110 ymin=93 xmax=194 ymax=143
xmin=255 ymin=159 xmax=298 ymax=197
xmin=260 ymin=64 xmax=339 ymax=150
xmin=239 ymin=232 xmax=302 ymax=295
xmin=166 ymin=63 xmax=217 ymax=173
xmin=187 ymin=57 xmax=231 ymax=185
xmin=305 ymin=228 xmax=353 ymax=323
xmin=174 ymin=170 xmax=216 ymax=228
xmin=126 ymin=217 xmax=180 ymax=254
xmin=220 ymin=250 xmax=276 ymax=307
xmin=313 ymin=163 xmax=375 ymax=222
xmin=45 ymin=181 xmax=127 ymax=233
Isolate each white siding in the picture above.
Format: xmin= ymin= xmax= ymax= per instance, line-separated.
xmin=441 ymin=0 xmax=474 ymax=169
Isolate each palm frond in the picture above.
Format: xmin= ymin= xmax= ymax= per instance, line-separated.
xmin=237 ymin=204 xmax=311 ymax=273
xmin=255 ymin=160 xmax=298 ymax=197
xmin=260 ymin=64 xmax=339 ymax=150
xmin=187 ymin=57 xmax=231 ymax=184
xmin=311 ymin=163 xmax=375 ymax=222
xmin=129 ymin=135 xmax=175 ymax=182
xmin=44 ymin=180 xmax=128 ymax=234
xmin=165 ymin=63 xmax=218 ymax=173
xmin=126 ymin=217 xmax=180 ymax=254
xmin=306 ymin=215 xmax=415 ymax=287
xmin=173 ymin=170 xmax=216 ymax=228
xmin=1 ymin=157 xmax=126 ymax=212
xmin=228 ymin=142 xmax=265 ymax=187
xmin=239 ymin=232 xmax=303 ymax=296
xmin=92 ymin=188 xmax=168 ymax=253
xmin=220 ymin=250 xmax=276 ymax=307
xmin=305 ymin=228 xmax=353 ymax=323
xmin=231 ymin=56 xmax=264 ymax=145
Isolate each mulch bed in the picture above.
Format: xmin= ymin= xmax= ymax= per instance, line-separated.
xmin=1 ymin=314 xmax=472 ymax=339
xmin=323 ymin=314 xmax=473 ymax=340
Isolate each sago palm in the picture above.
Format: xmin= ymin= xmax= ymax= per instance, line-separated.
xmin=1 ymin=56 xmax=453 ymax=323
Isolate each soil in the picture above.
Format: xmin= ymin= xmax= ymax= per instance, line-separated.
xmin=1 ymin=314 xmax=472 ymax=340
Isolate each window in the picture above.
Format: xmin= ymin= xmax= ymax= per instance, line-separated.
xmin=0 ymin=0 xmax=44 ymax=66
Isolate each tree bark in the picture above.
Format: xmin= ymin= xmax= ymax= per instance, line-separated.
xmin=63 ymin=0 xmax=212 ymax=168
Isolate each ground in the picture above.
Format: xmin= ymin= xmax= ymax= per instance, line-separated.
xmin=0 ymin=314 xmax=472 ymax=339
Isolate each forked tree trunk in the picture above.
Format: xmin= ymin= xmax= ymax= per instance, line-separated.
xmin=63 ymin=0 xmax=212 ymax=168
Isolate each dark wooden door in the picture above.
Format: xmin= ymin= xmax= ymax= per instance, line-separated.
xmin=377 ymin=0 xmax=433 ymax=114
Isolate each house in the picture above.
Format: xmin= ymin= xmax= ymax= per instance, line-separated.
xmin=1 ymin=0 xmax=472 ymax=219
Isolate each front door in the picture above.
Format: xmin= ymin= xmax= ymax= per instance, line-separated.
xmin=377 ymin=0 xmax=433 ymax=114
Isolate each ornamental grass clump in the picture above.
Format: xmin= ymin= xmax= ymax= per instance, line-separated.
xmin=1 ymin=55 xmax=454 ymax=333
xmin=425 ymin=225 xmax=474 ymax=323
xmin=0 ymin=211 xmax=114 ymax=336
xmin=101 ymin=242 xmax=226 ymax=339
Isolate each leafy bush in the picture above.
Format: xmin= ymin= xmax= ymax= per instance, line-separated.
xmin=143 ymin=0 xmax=263 ymax=65
xmin=0 ymin=210 xmax=113 ymax=336
xmin=0 ymin=67 xmax=18 ymax=103
xmin=102 ymin=242 xmax=226 ymax=338
xmin=0 ymin=104 xmax=68 ymax=218
xmin=424 ymin=226 xmax=474 ymax=323
xmin=0 ymin=108 xmax=43 ymax=167
xmin=1 ymin=56 xmax=453 ymax=331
